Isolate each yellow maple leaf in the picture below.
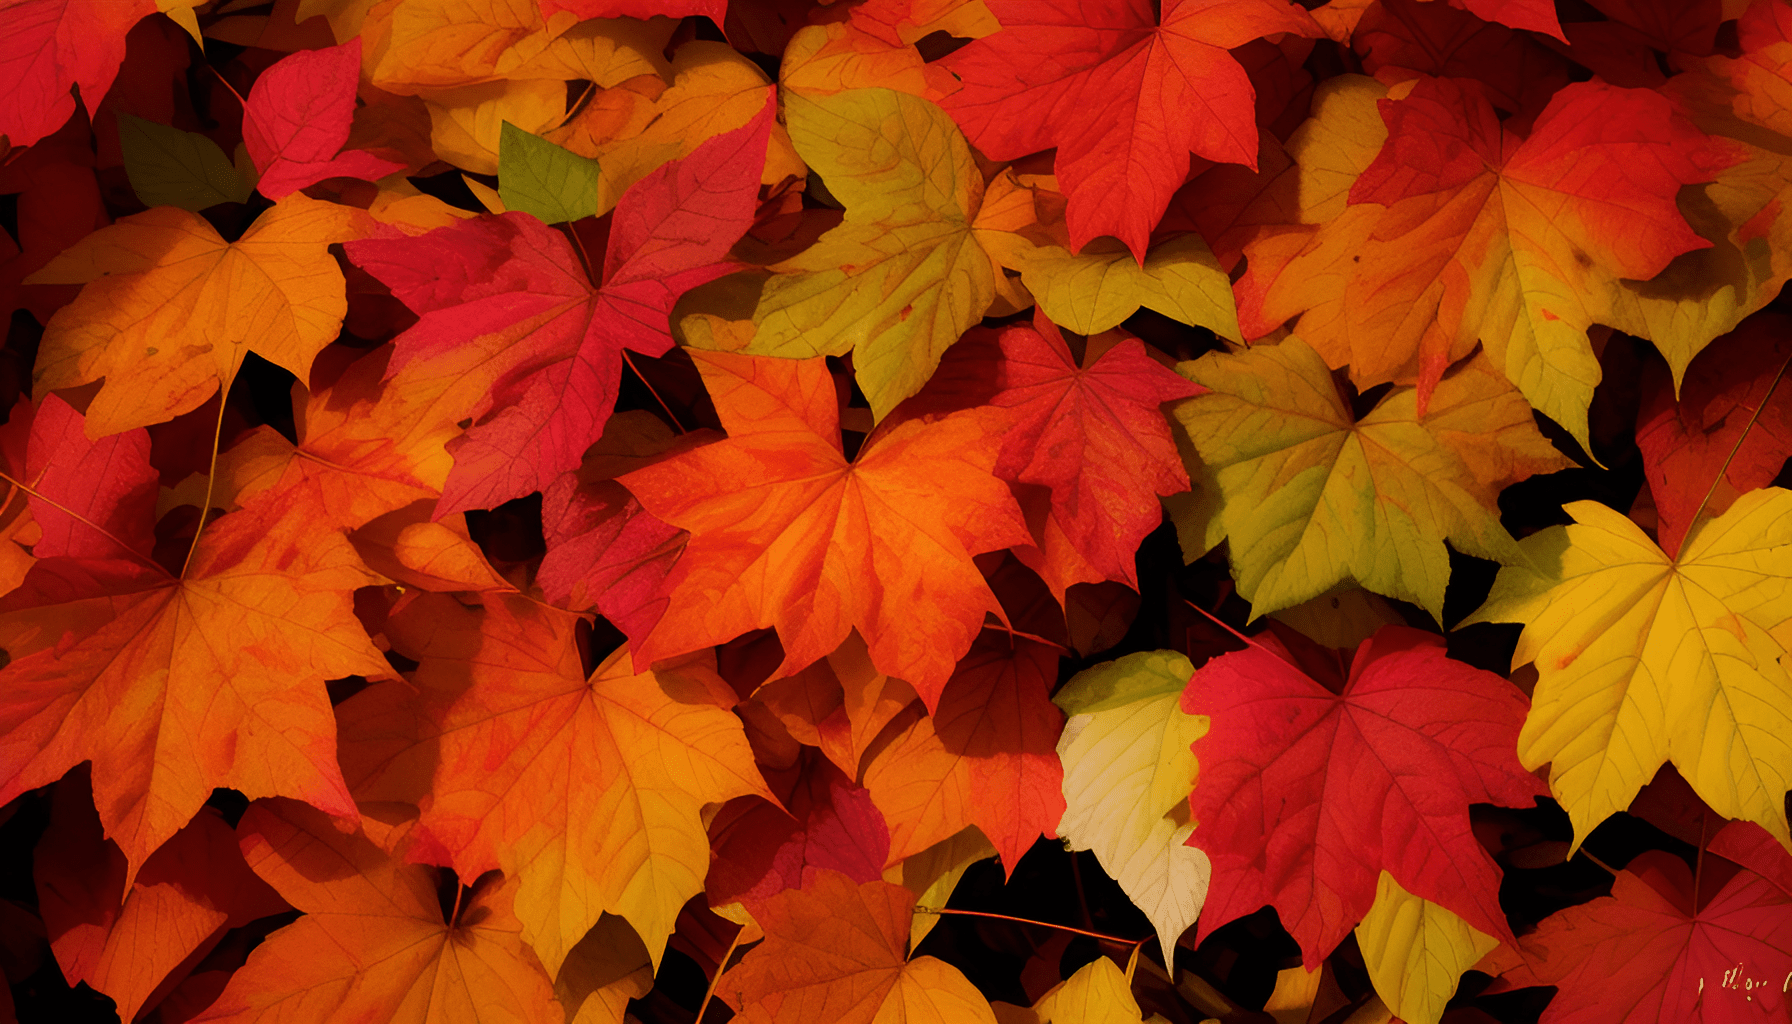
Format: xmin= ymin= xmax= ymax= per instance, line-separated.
xmin=26 ymin=194 xmax=368 ymax=437
xmin=1463 ymin=488 xmax=1792 ymax=851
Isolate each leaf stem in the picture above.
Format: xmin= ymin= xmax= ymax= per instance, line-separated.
xmin=0 ymin=470 xmax=167 ymax=575
xmin=1692 ymin=812 xmax=1708 ymax=915
xmin=695 ymin=925 xmax=746 ymax=1023
xmin=622 ymin=349 xmax=686 ymax=434
xmin=1683 ymin=349 xmax=1792 ymax=542
xmin=180 ymin=385 xmax=234 ymax=578
xmin=914 ymin=907 xmax=1148 ymax=949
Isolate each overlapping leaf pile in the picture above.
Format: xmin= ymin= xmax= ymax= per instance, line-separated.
xmin=0 ymin=0 xmax=1790 ymax=1022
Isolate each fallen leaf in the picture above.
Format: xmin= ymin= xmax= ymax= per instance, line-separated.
xmin=937 ymin=0 xmax=1321 ymax=260
xmin=1054 ymin=649 xmax=1211 ymax=961
xmin=190 ymin=799 xmax=562 ymax=1024
xmin=619 ymin=349 xmax=1030 ymax=705
xmin=242 ymin=39 xmax=404 ymax=199
xmin=337 ymin=592 xmax=771 ymax=973
xmin=716 ymin=87 xmax=996 ymax=420
xmin=720 ymin=868 xmax=998 ymax=1024
xmin=26 ymin=194 xmax=370 ymax=436
xmin=344 ymin=99 xmax=772 ymax=513
xmin=1172 ymin=336 xmax=1570 ymax=620
xmin=1463 ymin=488 xmax=1792 ymax=851
xmin=1184 ymin=626 xmax=1546 ymax=967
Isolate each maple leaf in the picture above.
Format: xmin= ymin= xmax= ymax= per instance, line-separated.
xmin=215 ymin=344 xmax=468 ymax=532
xmin=0 ymin=401 xmax=387 ymax=880
xmin=1490 ymin=822 xmax=1792 ymax=1023
xmin=752 ymin=631 xmax=922 ymax=780
xmin=704 ymin=87 xmax=996 ymax=420
xmin=861 ymin=632 xmax=1064 ymax=872
xmin=241 ymin=39 xmax=404 ymax=199
xmin=1462 ymin=489 xmax=1792 ymax=851
xmin=708 ymin=752 xmax=891 ymax=908
xmin=1354 ymin=870 xmax=1498 ymax=1024
xmin=337 ymin=592 xmax=771 ymax=973
xmin=984 ymin=316 xmax=1202 ymax=597
xmin=937 ymin=0 xmax=1320 ymax=261
xmin=1636 ymin=312 xmax=1792 ymax=556
xmin=547 ymin=40 xmax=800 ymax=215
xmin=1184 ymin=626 xmax=1546 ymax=967
xmin=190 ymin=799 xmax=562 ymax=1024
xmin=344 ymin=99 xmax=772 ymax=514
xmin=1053 ymin=649 xmax=1211 ymax=961
xmin=1172 ymin=336 xmax=1571 ymax=620
xmin=719 ymin=868 xmax=998 ymax=1024
xmin=20 ymin=393 xmax=155 ymax=561
xmin=1239 ymin=75 xmax=1737 ymax=446
xmin=0 ymin=0 xmax=156 ymax=149
xmin=25 ymin=194 xmax=370 ymax=437
xmin=618 ymin=350 xmax=1031 ymax=706
xmin=538 ymin=410 xmax=712 ymax=647
xmin=34 ymin=771 xmax=286 ymax=1023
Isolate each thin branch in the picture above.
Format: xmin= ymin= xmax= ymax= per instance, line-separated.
xmin=914 ymin=907 xmax=1148 ymax=949
xmin=1684 ymin=349 xmax=1792 ymax=540
xmin=622 ymin=349 xmax=687 ymax=434
xmin=180 ymin=387 xmax=234 ymax=578
xmin=696 ymin=925 xmax=746 ymax=1023
xmin=0 ymin=470 xmax=167 ymax=575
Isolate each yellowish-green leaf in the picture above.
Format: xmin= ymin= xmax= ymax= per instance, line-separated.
xmin=1007 ymin=233 xmax=1241 ymax=340
xmin=1173 ymin=337 xmax=1571 ymax=620
xmin=118 ymin=115 xmax=250 ymax=212
xmin=1462 ymin=488 xmax=1792 ymax=851
xmin=499 ymin=121 xmax=599 ymax=224
xmin=1054 ymin=651 xmax=1209 ymax=962
xmin=1355 ymin=871 xmax=1498 ymax=1024
xmin=720 ymin=87 xmax=995 ymax=419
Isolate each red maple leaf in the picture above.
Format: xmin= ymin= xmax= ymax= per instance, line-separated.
xmin=344 ymin=98 xmax=773 ymax=514
xmin=1636 ymin=313 xmax=1792 ymax=557
xmin=1490 ymin=821 xmax=1792 ymax=1023
xmin=241 ymin=39 xmax=404 ymax=200
xmin=1182 ymin=625 xmax=1548 ymax=966
xmin=937 ymin=0 xmax=1320 ymax=261
xmin=0 ymin=0 xmax=156 ymax=149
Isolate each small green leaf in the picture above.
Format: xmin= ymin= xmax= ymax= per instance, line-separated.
xmin=498 ymin=122 xmax=600 ymax=225
xmin=118 ymin=114 xmax=253 ymax=212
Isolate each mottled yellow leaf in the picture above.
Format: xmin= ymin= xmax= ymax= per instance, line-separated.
xmin=1173 ymin=337 xmax=1570 ymax=619
xmin=717 ymin=88 xmax=995 ymax=419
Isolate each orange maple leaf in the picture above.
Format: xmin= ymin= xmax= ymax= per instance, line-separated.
xmin=191 ymin=799 xmax=562 ymax=1024
xmin=619 ymin=350 xmax=1031 ymax=706
xmin=337 ymin=591 xmax=771 ymax=974
xmin=862 ymin=632 xmax=1064 ymax=872
xmin=24 ymin=194 xmax=370 ymax=437
xmin=0 ymin=456 xmax=388 ymax=879
xmin=720 ymin=868 xmax=997 ymax=1024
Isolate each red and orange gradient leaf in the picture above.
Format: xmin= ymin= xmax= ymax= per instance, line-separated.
xmin=620 ymin=350 xmax=1031 ymax=707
